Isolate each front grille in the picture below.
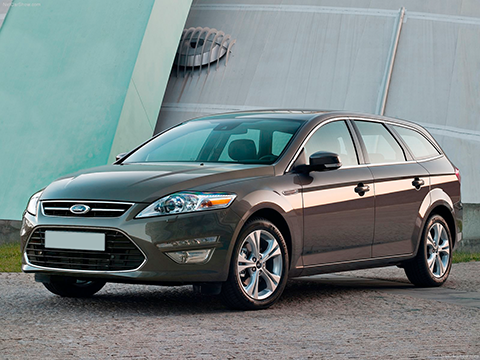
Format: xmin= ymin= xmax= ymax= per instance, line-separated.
xmin=42 ymin=201 xmax=132 ymax=218
xmin=25 ymin=228 xmax=145 ymax=271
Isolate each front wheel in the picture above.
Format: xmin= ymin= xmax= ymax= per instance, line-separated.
xmin=43 ymin=278 xmax=106 ymax=297
xmin=221 ymin=218 xmax=289 ymax=310
xmin=404 ymin=214 xmax=452 ymax=287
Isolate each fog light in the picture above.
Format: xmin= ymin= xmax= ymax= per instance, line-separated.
xmin=165 ymin=249 xmax=215 ymax=264
xmin=156 ymin=236 xmax=218 ymax=249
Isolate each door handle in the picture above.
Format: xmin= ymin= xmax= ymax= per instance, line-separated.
xmin=412 ymin=177 xmax=425 ymax=190
xmin=354 ymin=183 xmax=370 ymax=196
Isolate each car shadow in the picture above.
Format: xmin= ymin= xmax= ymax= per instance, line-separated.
xmin=33 ymin=275 xmax=415 ymax=316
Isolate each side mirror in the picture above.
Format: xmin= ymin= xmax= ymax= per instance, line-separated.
xmin=115 ymin=152 xmax=128 ymax=161
xmin=308 ymin=151 xmax=342 ymax=172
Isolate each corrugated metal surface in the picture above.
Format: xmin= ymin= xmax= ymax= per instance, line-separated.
xmin=158 ymin=4 xmax=397 ymax=130
xmin=157 ymin=0 xmax=480 ymax=203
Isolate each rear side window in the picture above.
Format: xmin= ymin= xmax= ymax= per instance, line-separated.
xmin=355 ymin=121 xmax=405 ymax=164
xmin=392 ymin=125 xmax=440 ymax=160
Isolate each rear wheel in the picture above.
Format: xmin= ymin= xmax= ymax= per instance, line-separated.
xmin=43 ymin=278 xmax=106 ymax=297
xmin=221 ymin=218 xmax=288 ymax=310
xmin=404 ymin=214 xmax=452 ymax=287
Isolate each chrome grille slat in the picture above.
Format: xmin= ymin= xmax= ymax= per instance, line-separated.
xmin=90 ymin=208 xmax=125 ymax=212
xmin=26 ymin=228 xmax=145 ymax=271
xmin=30 ymin=259 xmax=142 ymax=267
xmin=42 ymin=201 xmax=133 ymax=218
xmin=28 ymin=250 xmax=145 ymax=259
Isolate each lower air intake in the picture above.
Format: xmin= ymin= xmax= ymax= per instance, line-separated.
xmin=25 ymin=228 xmax=145 ymax=271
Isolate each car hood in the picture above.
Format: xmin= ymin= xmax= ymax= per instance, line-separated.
xmin=41 ymin=163 xmax=274 ymax=203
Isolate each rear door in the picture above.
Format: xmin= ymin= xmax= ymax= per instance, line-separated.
xmin=352 ymin=119 xmax=430 ymax=257
xmin=300 ymin=120 xmax=375 ymax=265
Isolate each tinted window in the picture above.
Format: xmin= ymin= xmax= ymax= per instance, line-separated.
xmin=355 ymin=121 xmax=405 ymax=164
xmin=304 ymin=121 xmax=358 ymax=166
xmin=125 ymin=118 xmax=303 ymax=164
xmin=393 ymin=125 xmax=440 ymax=159
xmin=218 ymin=129 xmax=260 ymax=161
xmin=272 ymin=131 xmax=294 ymax=156
xmin=143 ymin=128 xmax=211 ymax=162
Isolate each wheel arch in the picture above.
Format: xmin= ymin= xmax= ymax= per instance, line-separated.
xmin=221 ymin=205 xmax=294 ymax=310
xmin=404 ymin=201 xmax=456 ymax=287
xmin=427 ymin=204 xmax=457 ymax=249
xmin=412 ymin=188 xmax=457 ymax=255
xmin=414 ymin=201 xmax=457 ymax=255
xmin=246 ymin=208 xmax=293 ymax=267
xmin=230 ymin=197 xmax=302 ymax=274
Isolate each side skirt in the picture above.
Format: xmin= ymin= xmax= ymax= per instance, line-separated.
xmin=295 ymin=253 xmax=415 ymax=277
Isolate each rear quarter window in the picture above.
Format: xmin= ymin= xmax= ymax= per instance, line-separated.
xmin=354 ymin=121 xmax=405 ymax=164
xmin=392 ymin=125 xmax=440 ymax=160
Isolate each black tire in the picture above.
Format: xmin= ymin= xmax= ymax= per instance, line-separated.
xmin=221 ymin=218 xmax=289 ymax=310
xmin=43 ymin=278 xmax=106 ymax=297
xmin=404 ymin=214 xmax=452 ymax=287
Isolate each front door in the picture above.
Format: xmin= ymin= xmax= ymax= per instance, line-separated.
xmin=300 ymin=120 xmax=375 ymax=266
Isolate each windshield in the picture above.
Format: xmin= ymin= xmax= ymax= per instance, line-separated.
xmin=124 ymin=118 xmax=304 ymax=164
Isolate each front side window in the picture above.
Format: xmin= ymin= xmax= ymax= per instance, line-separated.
xmin=124 ymin=118 xmax=304 ymax=165
xmin=304 ymin=121 xmax=358 ymax=166
xmin=392 ymin=125 xmax=440 ymax=160
xmin=355 ymin=121 xmax=405 ymax=164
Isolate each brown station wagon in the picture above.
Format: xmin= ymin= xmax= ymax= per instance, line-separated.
xmin=21 ymin=111 xmax=462 ymax=310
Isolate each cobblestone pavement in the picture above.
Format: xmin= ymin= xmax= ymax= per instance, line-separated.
xmin=1 ymin=263 xmax=479 ymax=359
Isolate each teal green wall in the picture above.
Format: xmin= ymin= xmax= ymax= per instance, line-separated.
xmin=109 ymin=0 xmax=193 ymax=162
xmin=0 ymin=0 xmax=155 ymax=219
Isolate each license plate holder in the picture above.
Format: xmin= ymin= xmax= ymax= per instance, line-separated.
xmin=44 ymin=231 xmax=106 ymax=251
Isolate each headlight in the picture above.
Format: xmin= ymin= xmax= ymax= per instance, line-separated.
xmin=136 ymin=191 xmax=236 ymax=218
xmin=26 ymin=190 xmax=43 ymax=216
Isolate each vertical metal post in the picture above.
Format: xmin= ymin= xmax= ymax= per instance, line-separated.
xmin=376 ymin=7 xmax=406 ymax=115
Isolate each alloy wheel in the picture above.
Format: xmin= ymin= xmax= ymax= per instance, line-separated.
xmin=236 ymin=229 xmax=283 ymax=300
xmin=426 ymin=222 xmax=450 ymax=278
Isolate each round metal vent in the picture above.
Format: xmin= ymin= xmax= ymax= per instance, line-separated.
xmin=174 ymin=27 xmax=235 ymax=76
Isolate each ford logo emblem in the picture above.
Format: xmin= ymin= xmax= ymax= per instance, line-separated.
xmin=70 ymin=204 xmax=91 ymax=215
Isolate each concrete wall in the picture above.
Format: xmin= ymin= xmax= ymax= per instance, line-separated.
xmin=109 ymin=0 xmax=193 ymax=162
xmin=0 ymin=0 xmax=192 ymax=223
xmin=0 ymin=0 xmax=12 ymax=29
xmin=0 ymin=0 xmax=154 ymax=220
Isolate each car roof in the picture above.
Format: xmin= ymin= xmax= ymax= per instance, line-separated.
xmin=191 ymin=110 xmax=417 ymax=125
xmin=191 ymin=110 xmax=426 ymax=132
xmin=190 ymin=110 xmax=328 ymax=122
xmin=189 ymin=110 xmax=437 ymax=145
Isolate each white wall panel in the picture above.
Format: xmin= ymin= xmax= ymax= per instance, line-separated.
xmin=159 ymin=4 xmax=396 ymax=129
xmin=158 ymin=0 xmax=480 ymax=205
xmin=386 ymin=18 xmax=480 ymax=202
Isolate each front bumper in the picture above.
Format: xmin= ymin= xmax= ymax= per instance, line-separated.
xmin=21 ymin=203 xmax=241 ymax=284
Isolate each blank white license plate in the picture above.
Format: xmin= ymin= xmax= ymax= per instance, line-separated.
xmin=44 ymin=231 xmax=105 ymax=251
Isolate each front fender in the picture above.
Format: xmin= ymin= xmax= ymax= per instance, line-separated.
xmin=229 ymin=188 xmax=303 ymax=273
